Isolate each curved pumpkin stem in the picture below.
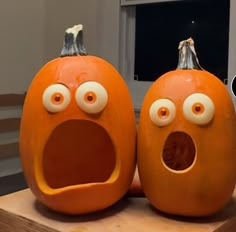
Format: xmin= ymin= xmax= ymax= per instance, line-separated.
xmin=177 ymin=38 xmax=202 ymax=70
xmin=60 ymin=24 xmax=87 ymax=57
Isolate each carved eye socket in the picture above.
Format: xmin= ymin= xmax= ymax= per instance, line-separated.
xmin=42 ymin=84 xmax=71 ymax=113
xmin=183 ymin=93 xmax=215 ymax=125
xmin=75 ymin=81 xmax=108 ymax=114
xmin=149 ymin=99 xmax=176 ymax=127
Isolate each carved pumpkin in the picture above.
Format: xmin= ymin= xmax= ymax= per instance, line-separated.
xmin=138 ymin=38 xmax=236 ymax=216
xmin=20 ymin=25 xmax=136 ymax=214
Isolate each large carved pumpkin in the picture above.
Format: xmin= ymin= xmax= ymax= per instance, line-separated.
xmin=20 ymin=25 xmax=136 ymax=214
xmin=138 ymin=38 xmax=236 ymax=216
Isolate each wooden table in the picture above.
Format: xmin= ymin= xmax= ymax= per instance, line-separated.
xmin=0 ymin=188 xmax=236 ymax=232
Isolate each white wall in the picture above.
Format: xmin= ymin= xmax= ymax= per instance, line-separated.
xmin=0 ymin=0 xmax=121 ymax=94
xmin=44 ymin=0 xmax=120 ymax=68
xmin=0 ymin=0 xmax=45 ymax=176
xmin=44 ymin=0 xmax=99 ymax=62
xmin=0 ymin=0 xmax=121 ymax=176
xmin=0 ymin=0 xmax=45 ymax=93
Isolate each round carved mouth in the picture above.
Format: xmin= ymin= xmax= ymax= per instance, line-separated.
xmin=162 ymin=131 xmax=196 ymax=171
xmin=42 ymin=120 xmax=116 ymax=189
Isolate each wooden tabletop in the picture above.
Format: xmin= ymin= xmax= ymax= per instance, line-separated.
xmin=0 ymin=188 xmax=236 ymax=232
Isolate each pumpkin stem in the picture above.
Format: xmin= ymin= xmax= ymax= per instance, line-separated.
xmin=177 ymin=38 xmax=202 ymax=70
xmin=60 ymin=24 xmax=87 ymax=57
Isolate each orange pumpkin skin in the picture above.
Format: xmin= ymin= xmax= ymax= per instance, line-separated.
xmin=20 ymin=55 xmax=136 ymax=214
xmin=138 ymin=69 xmax=236 ymax=216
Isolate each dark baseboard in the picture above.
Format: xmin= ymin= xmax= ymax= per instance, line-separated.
xmin=0 ymin=172 xmax=28 ymax=196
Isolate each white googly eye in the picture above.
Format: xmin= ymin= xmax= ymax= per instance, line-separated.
xmin=75 ymin=81 xmax=108 ymax=114
xmin=42 ymin=84 xmax=71 ymax=113
xmin=149 ymin=99 xmax=176 ymax=127
xmin=183 ymin=93 xmax=215 ymax=125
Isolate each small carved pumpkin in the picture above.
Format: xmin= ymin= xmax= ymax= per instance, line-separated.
xmin=138 ymin=38 xmax=236 ymax=216
xmin=20 ymin=25 xmax=136 ymax=214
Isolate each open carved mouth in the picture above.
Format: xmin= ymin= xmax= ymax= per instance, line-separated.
xmin=162 ymin=131 xmax=196 ymax=171
xmin=42 ymin=120 xmax=116 ymax=189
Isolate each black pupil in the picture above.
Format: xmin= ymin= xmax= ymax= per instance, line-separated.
xmin=55 ymin=95 xmax=61 ymax=102
xmin=161 ymin=109 xmax=166 ymax=116
xmin=87 ymin=95 xmax=93 ymax=101
xmin=195 ymin=106 xmax=201 ymax=112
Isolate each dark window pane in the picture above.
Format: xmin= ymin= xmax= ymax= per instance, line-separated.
xmin=134 ymin=0 xmax=230 ymax=82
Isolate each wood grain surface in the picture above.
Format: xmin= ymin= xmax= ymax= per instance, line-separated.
xmin=0 ymin=188 xmax=236 ymax=232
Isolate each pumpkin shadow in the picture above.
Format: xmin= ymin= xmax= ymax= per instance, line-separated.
xmin=148 ymin=197 xmax=236 ymax=224
xmin=33 ymin=196 xmax=131 ymax=223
